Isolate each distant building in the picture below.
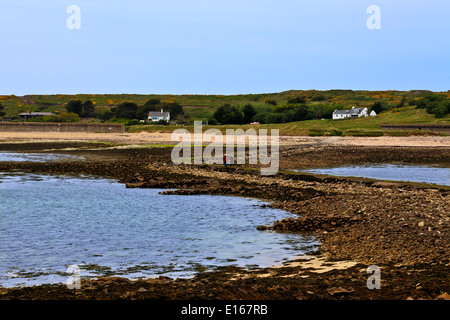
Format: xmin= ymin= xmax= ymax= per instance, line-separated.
xmin=148 ymin=109 xmax=170 ymax=122
xmin=19 ymin=112 xmax=55 ymax=120
xmin=332 ymin=107 xmax=371 ymax=120
xmin=1 ymin=116 xmax=17 ymax=121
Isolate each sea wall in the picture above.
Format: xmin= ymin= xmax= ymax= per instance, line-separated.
xmin=0 ymin=122 xmax=125 ymax=133
xmin=381 ymin=124 xmax=450 ymax=134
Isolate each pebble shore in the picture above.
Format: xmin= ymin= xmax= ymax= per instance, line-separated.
xmin=0 ymin=140 xmax=449 ymax=300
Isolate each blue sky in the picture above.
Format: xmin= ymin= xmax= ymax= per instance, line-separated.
xmin=0 ymin=0 xmax=449 ymax=95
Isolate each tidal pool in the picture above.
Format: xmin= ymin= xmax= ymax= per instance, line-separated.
xmin=0 ymin=172 xmax=317 ymax=287
xmin=0 ymin=152 xmax=82 ymax=162
xmin=295 ymin=164 xmax=450 ymax=186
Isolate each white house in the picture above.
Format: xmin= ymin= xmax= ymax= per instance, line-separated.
xmin=332 ymin=106 xmax=375 ymax=120
xmin=148 ymin=109 xmax=170 ymax=122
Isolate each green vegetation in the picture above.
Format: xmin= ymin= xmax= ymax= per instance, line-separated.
xmin=66 ymin=100 xmax=94 ymax=117
xmin=125 ymin=106 xmax=448 ymax=136
xmin=409 ymin=92 xmax=450 ymax=118
xmin=213 ymin=104 xmax=245 ymax=124
xmin=0 ymin=102 xmax=5 ymax=118
xmin=100 ymin=99 xmax=186 ymax=125
xmin=27 ymin=112 xmax=80 ymax=123
xmin=0 ymin=90 xmax=449 ymax=134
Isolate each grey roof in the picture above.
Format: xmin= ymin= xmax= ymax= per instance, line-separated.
xmin=148 ymin=111 xmax=170 ymax=118
xmin=333 ymin=107 xmax=365 ymax=115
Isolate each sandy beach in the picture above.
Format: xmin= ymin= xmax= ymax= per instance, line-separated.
xmin=1 ymin=131 xmax=450 ymax=147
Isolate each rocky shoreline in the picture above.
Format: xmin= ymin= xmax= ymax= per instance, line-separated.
xmin=0 ymin=141 xmax=449 ymax=300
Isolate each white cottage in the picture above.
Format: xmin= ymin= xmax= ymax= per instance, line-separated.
xmin=148 ymin=109 xmax=170 ymax=122
xmin=332 ymin=107 xmax=370 ymax=120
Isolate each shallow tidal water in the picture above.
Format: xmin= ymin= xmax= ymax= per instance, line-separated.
xmin=0 ymin=172 xmax=317 ymax=288
xmin=0 ymin=152 xmax=82 ymax=162
xmin=296 ymin=164 xmax=450 ymax=186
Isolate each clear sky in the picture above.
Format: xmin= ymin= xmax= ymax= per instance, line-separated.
xmin=1 ymin=0 xmax=449 ymax=95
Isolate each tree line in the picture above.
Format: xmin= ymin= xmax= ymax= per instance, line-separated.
xmin=212 ymin=93 xmax=450 ymax=125
xmin=101 ymin=99 xmax=185 ymax=124
xmin=370 ymin=92 xmax=450 ymax=118
xmin=4 ymin=91 xmax=448 ymax=125
xmin=62 ymin=99 xmax=185 ymax=124
xmin=212 ymin=99 xmax=336 ymax=125
xmin=409 ymin=93 xmax=450 ymax=118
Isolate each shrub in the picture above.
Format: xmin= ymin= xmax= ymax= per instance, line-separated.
xmin=101 ymin=110 xmax=114 ymax=121
xmin=288 ymin=96 xmax=306 ymax=104
xmin=208 ymin=118 xmax=218 ymax=125
xmin=416 ymin=98 xmax=430 ymax=109
xmin=83 ymin=100 xmax=95 ymax=116
xmin=418 ymin=92 xmax=446 ymax=102
xmin=445 ymin=101 xmax=450 ymax=114
xmin=407 ymin=98 xmax=417 ymax=106
xmin=163 ymin=102 xmax=184 ymax=119
xmin=308 ymin=128 xmax=342 ymax=136
xmin=342 ymin=129 xmax=384 ymax=137
xmin=264 ymin=113 xmax=285 ymax=124
xmin=157 ymin=119 xmax=168 ymax=125
xmin=126 ymin=119 xmax=141 ymax=126
xmin=136 ymin=99 xmax=162 ymax=120
xmin=54 ymin=112 xmax=80 ymax=123
xmin=252 ymin=112 xmax=268 ymax=124
xmin=29 ymin=112 xmax=80 ymax=123
xmin=329 ymin=129 xmax=343 ymax=136
xmin=308 ymin=129 xmax=327 ymax=136
xmin=294 ymin=105 xmax=310 ymax=121
xmin=264 ymin=100 xmax=277 ymax=106
xmin=143 ymin=99 xmax=161 ymax=109
xmin=65 ymin=100 xmax=83 ymax=116
xmin=114 ymin=102 xmax=138 ymax=119
xmin=0 ymin=103 xmax=5 ymax=117
xmin=242 ymin=104 xmax=257 ymax=123
xmin=371 ymin=101 xmax=388 ymax=114
xmin=213 ymin=104 xmax=244 ymax=124
xmin=111 ymin=118 xmax=130 ymax=124
xmin=430 ymin=104 xmax=448 ymax=118
xmin=311 ymin=94 xmax=327 ymax=101
xmin=273 ymin=104 xmax=297 ymax=113
xmin=396 ymin=97 xmax=407 ymax=108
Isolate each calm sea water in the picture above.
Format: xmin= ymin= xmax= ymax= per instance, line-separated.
xmin=0 ymin=152 xmax=82 ymax=162
xmin=296 ymin=164 xmax=450 ymax=186
xmin=0 ymin=172 xmax=317 ymax=288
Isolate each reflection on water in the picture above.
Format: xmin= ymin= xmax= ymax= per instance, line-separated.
xmin=0 ymin=152 xmax=82 ymax=162
xmin=0 ymin=172 xmax=317 ymax=287
xmin=296 ymin=164 xmax=450 ymax=186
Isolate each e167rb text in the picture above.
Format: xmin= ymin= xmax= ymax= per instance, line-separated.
xmin=225 ymin=304 xmax=268 ymax=315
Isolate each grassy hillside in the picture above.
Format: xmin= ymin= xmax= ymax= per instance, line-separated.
xmin=127 ymin=106 xmax=450 ymax=136
xmin=3 ymin=90 xmax=447 ymax=119
xmin=1 ymin=90 xmax=449 ymax=136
